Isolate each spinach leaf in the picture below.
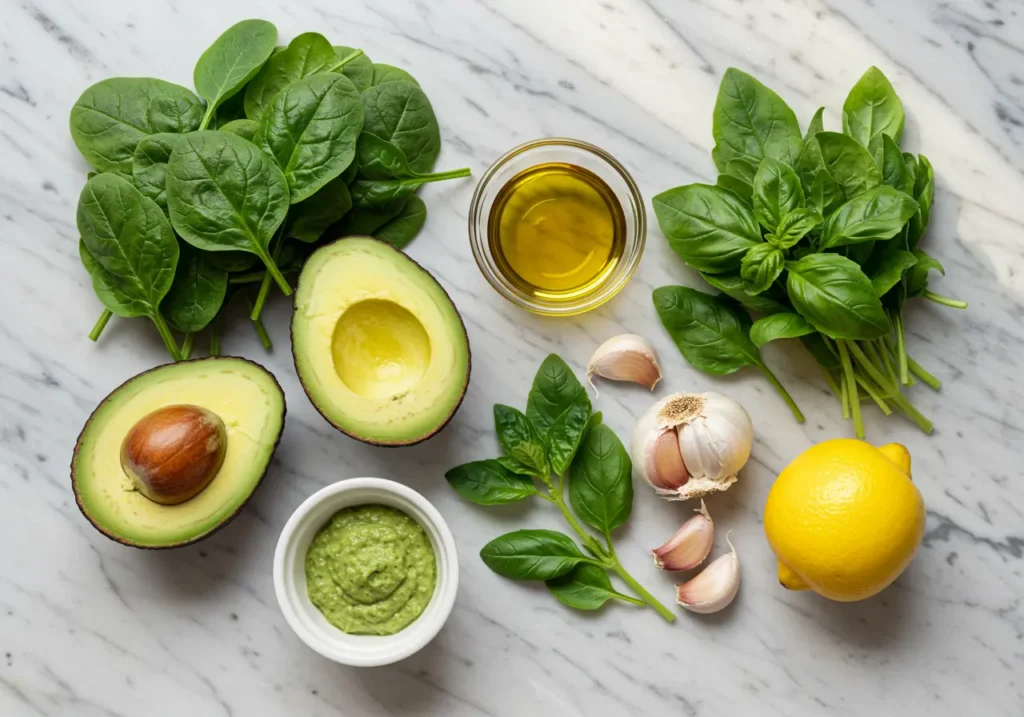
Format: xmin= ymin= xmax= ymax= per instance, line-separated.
xmin=908 ymin=155 xmax=934 ymax=249
xmin=905 ymin=249 xmax=944 ymax=297
xmin=750 ymin=312 xmax=814 ymax=347
xmin=871 ymin=249 xmax=918 ymax=297
xmin=334 ymin=46 xmax=374 ymax=91
xmin=569 ymin=423 xmax=633 ymax=534
xmin=258 ymin=72 xmax=363 ymax=203
xmin=372 ymin=64 xmax=419 ymax=87
xmin=819 ymin=185 xmax=919 ymax=249
xmin=243 ymin=33 xmax=356 ymax=120
xmin=79 ymin=239 xmax=133 ymax=316
xmin=375 ymin=194 xmax=427 ymax=249
xmin=494 ymin=404 xmax=549 ymax=476
xmin=351 ymin=133 xmax=471 ymax=207
xmin=132 ymin=132 xmax=181 ymax=212
xmin=193 ymin=19 xmax=277 ymax=130
xmin=653 ymin=285 xmax=761 ymax=374
xmin=70 ymin=78 xmax=203 ymax=175
xmin=711 ymin=68 xmax=803 ymax=171
xmin=700 ymin=271 xmax=790 ymax=314
xmin=163 ymin=244 xmax=229 ymax=332
xmin=166 ymin=131 xmax=291 ymax=294
xmin=479 ymin=529 xmax=588 ymax=580
xmin=210 ymin=90 xmax=247 ymax=129
xmin=767 ymin=207 xmax=822 ymax=249
xmin=842 ymin=66 xmax=905 ymax=147
xmin=786 ymin=253 xmax=889 ymax=339
xmin=286 ymin=175 xmax=352 ymax=243
xmin=652 ymin=184 xmax=762 ymax=273
xmin=878 ymin=134 xmax=909 ymax=190
xmin=740 ymin=243 xmax=785 ymax=295
xmin=753 ymin=157 xmax=804 ymax=232
xmin=816 ymin=131 xmax=882 ymax=197
xmin=526 ymin=354 xmax=590 ymax=437
xmin=717 ymin=174 xmax=753 ymax=203
xmin=445 ymin=459 xmax=538 ymax=504
xmin=207 ymin=251 xmax=258 ymax=272
xmin=219 ymin=118 xmax=259 ymax=142
xmin=332 ymin=199 xmax=407 ymax=237
xmin=362 ymin=80 xmax=442 ymax=173
xmin=546 ymin=402 xmax=593 ymax=477
xmin=547 ymin=564 xmax=630 ymax=610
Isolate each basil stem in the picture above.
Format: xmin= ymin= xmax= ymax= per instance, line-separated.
xmin=922 ymin=290 xmax=967 ymax=309
xmin=837 ymin=341 xmax=864 ymax=439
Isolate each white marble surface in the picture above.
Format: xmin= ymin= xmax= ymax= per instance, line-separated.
xmin=2 ymin=0 xmax=1023 ymax=715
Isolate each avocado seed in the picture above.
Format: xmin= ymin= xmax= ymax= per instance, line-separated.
xmin=120 ymin=405 xmax=227 ymax=505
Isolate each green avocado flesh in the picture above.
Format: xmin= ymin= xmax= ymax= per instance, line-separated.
xmin=72 ymin=357 xmax=285 ymax=548
xmin=305 ymin=505 xmax=437 ymax=635
xmin=292 ymin=237 xmax=470 ymax=444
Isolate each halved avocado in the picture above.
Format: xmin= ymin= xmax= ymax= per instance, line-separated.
xmin=292 ymin=236 xmax=470 ymax=445
xmin=71 ymin=357 xmax=286 ymax=548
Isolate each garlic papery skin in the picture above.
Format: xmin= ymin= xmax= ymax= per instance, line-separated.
xmin=652 ymin=501 xmax=713 ymax=571
xmin=632 ymin=392 xmax=752 ymax=502
xmin=587 ymin=334 xmax=662 ymax=392
xmin=675 ymin=535 xmax=739 ymax=614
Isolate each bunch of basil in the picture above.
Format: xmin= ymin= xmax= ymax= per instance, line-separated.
xmin=71 ymin=19 xmax=469 ymax=360
xmin=653 ymin=67 xmax=965 ymax=438
xmin=446 ymin=355 xmax=675 ymax=622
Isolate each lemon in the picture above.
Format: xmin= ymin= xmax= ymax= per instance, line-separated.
xmin=764 ymin=439 xmax=925 ymax=602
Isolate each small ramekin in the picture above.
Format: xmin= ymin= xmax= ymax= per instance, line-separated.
xmin=273 ymin=478 xmax=459 ymax=667
xmin=468 ymin=137 xmax=646 ymax=316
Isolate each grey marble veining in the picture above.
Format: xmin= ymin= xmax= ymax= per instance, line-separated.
xmin=1 ymin=1 xmax=1023 ymax=715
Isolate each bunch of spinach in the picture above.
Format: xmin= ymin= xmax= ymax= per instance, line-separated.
xmin=69 ymin=19 xmax=470 ymax=360
xmin=446 ymin=355 xmax=675 ymax=622
xmin=652 ymin=67 xmax=965 ymax=438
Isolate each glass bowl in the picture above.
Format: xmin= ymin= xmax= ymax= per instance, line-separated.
xmin=468 ymin=138 xmax=646 ymax=316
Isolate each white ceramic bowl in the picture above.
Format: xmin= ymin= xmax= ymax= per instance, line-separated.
xmin=273 ymin=478 xmax=459 ymax=667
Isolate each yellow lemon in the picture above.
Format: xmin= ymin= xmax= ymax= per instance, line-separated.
xmin=764 ymin=439 xmax=925 ymax=602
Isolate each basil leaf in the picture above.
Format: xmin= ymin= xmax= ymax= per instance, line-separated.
xmin=652 ymin=184 xmax=762 ymax=273
xmin=546 ymin=402 xmax=593 ymax=477
xmin=494 ymin=404 xmax=549 ymax=476
xmin=752 ymin=157 xmax=804 ymax=232
xmin=163 ymin=244 xmax=229 ymax=333
xmin=740 ymin=244 xmax=785 ymax=295
xmin=286 ymin=176 xmax=352 ymax=243
xmin=871 ymin=249 xmax=918 ymax=297
xmin=902 ymin=153 xmax=919 ymax=194
xmin=806 ymin=106 xmax=825 ymax=138
xmin=132 ymin=132 xmax=182 ymax=212
xmin=193 ymin=19 xmax=277 ymax=129
xmin=526 ymin=354 xmax=589 ymax=437
xmin=79 ymin=239 xmax=134 ymax=317
xmin=371 ymin=64 xmax=419 ymax=87
xmin=362 ymin=81 xmax=441 ymax=173
xmin=546 ymin=564 xmax=625 ymax=610
xmin=446 ymin=459 xmax=537 ymax=505
xmin=819 ymin=186 xmax=919 ymax=249
xmin=842 ymin=66 xmax=905 ymax=147
xmin=816 ymin=131 xmax=882 ymax=198
xmin=166 ymin=131 xmax=290 ymax=281
xmin=70 ymin=78 xmax=203 ymax=175
xmin=568 ymin=424 xmax=633 ymax=534
xmin=807 ymin=169 xmax=845 ymax=216
xmin=700 ymin=272 xmax=790 ymax=315
xmin=767 ymin=207 xmax=822 ymax=249
xmin=711 ymin=68 xmax=803 ymax=171
xmin=495 ymin=456 xmax=540 ymax=476
xmin=375 ymin=194 xmax=427 ymax=249
xmin=219 ymin=119 xmax=259 ymax=143
xmin=258 ymin=73 xmax=363 ymax=203
xmin=717 ymin=174 xmax=753 ymax=204
xmin=334 ymin=46 xmax=374 ymax=91
xmin=878 ymin=135 xmax=909 ymax=190
xmin=479 ymin=529 xmax=587 ymax=580
xmin=908 ymin=155 xmax=934 ymax=249
xmin=786 ymin=253 xmax=889 ymax=339
xmin=725 ymin=158 xmax=758 ymax=184
xmin=800 ymin=333 xmax=840 ymax=370
xmin=244 ymin=32 xmax=339 ymax=121
xmin=653 ymin=285 xmax=762 ymax=374
xmin=906 ymin=249 xmax=944 ymax=297
xmin=750 ymin=312 xmax=814 ymax=348
xmin=77 ymin=174 xmax=178 ymax=326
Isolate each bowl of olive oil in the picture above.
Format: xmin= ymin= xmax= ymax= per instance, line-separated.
xmin=469 ymin=138 xmax=645 ymax=315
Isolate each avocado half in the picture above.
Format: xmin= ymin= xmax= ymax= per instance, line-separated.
xmin=291 ymin=236 xmax=470 ymax=445
xmin=71 ymin=357 xmax=286 ymax=549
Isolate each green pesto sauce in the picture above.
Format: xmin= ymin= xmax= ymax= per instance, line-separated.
xmin=305 ymin=504 xmax=437 ymax=635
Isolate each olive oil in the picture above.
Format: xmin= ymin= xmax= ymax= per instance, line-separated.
xmin=488 ymin=162 xmax=626 ymax=301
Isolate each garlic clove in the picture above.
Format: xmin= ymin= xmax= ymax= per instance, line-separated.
xmin=652 ymin=500 xmax=713 ymax=571
xmin=642 ymin=429 xmax=690 ymax=494
xmin=675 ymin=534 xmax=740 ymax=614
xmin=587 ymin=334 xmax=662 ymax=392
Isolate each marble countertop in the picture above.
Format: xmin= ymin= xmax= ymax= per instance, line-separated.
xmin=2 ymin=0 xmax=1023 ymax=715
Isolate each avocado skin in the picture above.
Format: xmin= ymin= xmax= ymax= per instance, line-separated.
xmin=290 ymin=236 xmax=471 ymax=447
xmin=70 ymin=356 xmax=287 ymax=550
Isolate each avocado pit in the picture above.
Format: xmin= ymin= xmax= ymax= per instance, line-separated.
xmin=120 ymin=404 xmax=227 ymax=505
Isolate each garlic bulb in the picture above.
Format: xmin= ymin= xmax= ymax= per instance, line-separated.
xmin=587 ymin=334 xmax=662 ymax=392
xmin=675 ymin=534 xmax=740 ymax=614
xmin=651 ymin=500 xmax=714 ymax=571
xmin=631 ymin=392 xmax=752 ymax=501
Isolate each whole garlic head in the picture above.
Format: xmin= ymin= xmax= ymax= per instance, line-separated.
xmin=631 ymin=392 xmax=752 ymax=501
